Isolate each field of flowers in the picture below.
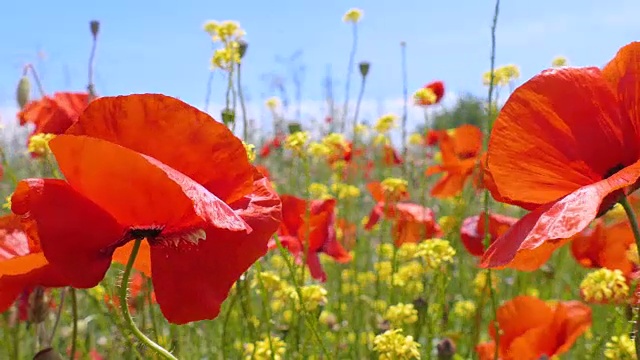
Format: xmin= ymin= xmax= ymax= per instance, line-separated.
xmin=2 ymin=4 xmax=640 ymax=360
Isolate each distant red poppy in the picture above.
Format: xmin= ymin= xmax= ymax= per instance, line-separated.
xmin=269 ymin=195 xmax=351 ymax=282
xmin=570 ymin=219 xmax=636 ymax=275
xmin=18 ymin=92 xmax=89 ymax=136
xmin=481 ymin=42 xmax=640 ymax=271
xmin=426 ymin=124 xmax=483 ymax=198
xmin=476 ymin=296 xmax=591 ymax=360
xmin=11 ymin=94 xmax=282 ymax=324
xmin=364 ymin=182 xmax=442 ymax=246
xmin=425 ymin=129 xmax=443 ymax=146
xmin=416 ymin=81 xmax=446 ymax=106
xmin=0 ymin=214 xmax=67 ymax=315
xmin=460 ymin=212 xmax=517 ymax=257
xmin=260 ymin=135 xmax=284 ymax=158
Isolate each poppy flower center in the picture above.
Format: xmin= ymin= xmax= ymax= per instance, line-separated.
xmin=128 ymin=226 xmax=164 ymax=240
xmin=604 ymin=163 xmax=625 ymax=179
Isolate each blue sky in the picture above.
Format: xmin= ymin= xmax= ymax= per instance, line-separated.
xmin=0 ymin=0 xmax=639 ymax=133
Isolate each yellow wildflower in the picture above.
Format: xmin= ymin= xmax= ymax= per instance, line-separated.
xmin=322 ymin=132 xmax=348 ymax=153
xmin=417 ymin=239 xmax=456 ymax=270
xmin=452 ymin=300 xmax=476 ymax=319
xmin=551 ymin=56 xmax=568 ymax=68
xmin=397 ymin=243 xmax=421 ymax=262
xmin=331 ymin=182 xmax=361 ymax=199
xmin=604 ymin=334 xmax=636 ymax=359
xmin=374 ymin=113 xmax=398 ymax=133
xmin=473 ymin=270 xmax=499 ymax=295
xmin=377 ymin=244 xmax=395 ymax=260
xmin=284 ymin=131 xmax=310 ymax=154
xmin=309 ymin=183 xmax=331 ymax=200
xmin=354 ymin=123 xmax=369 ymax=135
xmin=413 ymin=87 xmax=437 ymax=106
xmin=28 ymin=133 xmax=56 ymax=156
xmin=385 ymin=303 xmax=419 ymax=327
xmin=381 ymin=177 xmax=408 ymax=200
xmin=307 ymin=142 xmax=331 ymax=158
xmin=242 ymin=141 xmax=256 ymax=163
xmin=244 ymin=335 xmax=287 ymax=360
xmin=212 ymin=20 xmax=245 ymax=43
xmin=408 ymin=132 xmax=424 ymax=146
xmin=211 ymin=42 xmax=241 ymax=70
xmin=580 ymin=268 xmax=629 ymax=303
xmin=343 ymin=8 xmax=363 ymax=23
xmin=251 ymin=271 xmax=284 ymax=292
xmin=202 ymin=20 xmax=219 ymax=36
xmin=373 ymin=329 xmax=421 ymax=360
xmin=627 ymin=244 xmax=639 ymax=265
xmin=2 ymin=195 xmax=11 ymax=211
xmin=375 ymin=261 xmax=394 ymax=283
xmin=373 ymin=133 xmax=390 ymax=146
xmin=265 ymin=96 xmax=280 ymax=110
xmin=287 ymin=284 xmax=328 ymax=312
xmin=437 ymin=215 xmax=456 ymax=234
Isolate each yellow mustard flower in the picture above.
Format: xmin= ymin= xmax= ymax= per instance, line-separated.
xmin=551 ymin=56 xmax=568 ymax=68
xmin=385 ymin=303 xmax=419 ymax=328
xmin=28 ymin=133 xmax=56 ymax=156
xmin=580 ymin=268 xmax=629 ymax=303
xmin=343 ymin=8 xmax=363 ymax=23
xmin=373 ymin=329 xmax=421 ymax=360
xmin=604 ymin=334 xmax=636 ymax=359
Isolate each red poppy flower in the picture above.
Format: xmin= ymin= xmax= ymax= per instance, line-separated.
xmin=460 ymin=212 xmax=517 ymax=257
xmin=426 ymin=124 xmax=483 ymax=198
xmin=481 ymin=42 xmax=640 ymax=271
xmin=476 ymin=296 xmax=592 ymax=360
xmin=11 ymin=94 xmax=282 ymax=324
xmin=416 ymin=81 xmax=446 ymax=106
xmin=365 ymin=182 xmax=442 ymax=246
xmin=0 ymin=214 xmax=67 ymax=315
xmin=260 ymin=135 xmax=284 ymax=158
xmin=570 ymin=219 xmax=636 ymax=275
xmin=18 ymin=92 xmax=89 ymax=136
xmin=425 ymin=129 xmax=443 ymax=146
xmin=268 ymin=195 xmax=351 ymax=282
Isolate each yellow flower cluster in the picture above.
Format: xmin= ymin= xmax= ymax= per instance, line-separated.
xmin=242 ymin=141 xmax=256 ymax=163
xmin=473 ymin=270 xmax=500 ymax=296
xmin=416 ymin=239 xmax=456 ymax=270
xmin=604 ymin=334 xmax=636 ymax=360
xmin=243 ymin=335 xmax=287 ymax=360
xmin=308 ymin=183 xmax=331 ymax=200
xmin=2 ymin=195 xmax=11 ymax=211
xmin=374 ymin=113 xmax=398 ymax=133
xmin=203 ymin=20 xmax=245 ymax=71
xmin=627 ymin=244 xmax=639 ymax=265
xmin=452 ymin=300 xmax=476 ymax=319
xmin=354 ymin=123 xmax=369 ymax=135
xmin=384 ymin=303 xmax=419 ymax=328
xmin=551 ymin=56 xmax=568 ymax=67
xmin=373 ymin=329 xmax=421 ymax=360
xmin=482 ymin=64 xmax=520 ymax=87
xmin=413 ymin=87 xmax=437 ymax=106
xmin=286 ymin=284 xmax=328 ymax=312
xmin=381 ymin=177 xmax=408 ymax=200
xmin=331 ymin=182 xmax=361 ymax=199
xmin=251 ymin=271 xmax=284 ymax=293
xmin=580 ymin=268 xmax=629 ymax=303
xmin=28 ymin=133 xmax=56 ymax=156
xmin=408 ymin=132 xmax=424 ymax=146
xmin=284 ymin=131 xmax=310 ymax=155
xmin=343 ymin=8 xmax=363 ymax=23
xmin=265 ymin=96 xmax=281 ymax=110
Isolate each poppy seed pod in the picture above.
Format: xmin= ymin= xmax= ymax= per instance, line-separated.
xmin=29 ymin=287 xmax=49 ymax=324
xmin=90 ymin=20 xmax=100 ymax=38
xmin=287 ymin=122 xmax=302 ymax=134
xmin=358 ymin=61 xmax=370 ymax=78
xmin=16 ymin=75 xmax=31 ymax=109
xmin=221 ymin=108 xmax=235 ymax=127
xmin=33 ymin=348 xmax=64 ymax=360
xmin=238 ymin=40 xmax=248 ymax=59
xmin=436 ymin=338 xmax=456 ymax=360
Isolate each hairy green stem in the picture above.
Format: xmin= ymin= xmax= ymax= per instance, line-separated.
xmin=620 ymin=195 xmax=640 ymax=360
xmin=119 ymin=238 xmax=178 ymax=360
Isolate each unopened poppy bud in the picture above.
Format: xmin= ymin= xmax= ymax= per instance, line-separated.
xmin=33 ymin=347 xmax=64 ymax=360
xmin=288 ymin=122 xmax=302 ymax=134
xmin=221 ymin=108 xmax=235 ymax=127
xmin=29 ymin=287 xmax=48 ymax=324
xmin=359 ymin=61 xmax=370 ymax=78
xmin=238 ymin=40 xmax=248 ymax=59
xmin=90 ymin=20 xmax=100 ymax=39
xmin=436 ymin=338 xmax=456 ymax=360
xmin=16 ymin=76 xmax=31 ymax=109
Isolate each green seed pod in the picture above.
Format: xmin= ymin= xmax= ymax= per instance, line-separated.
xmin=288 ymin=122 xmax=302 ymax=134
xmin=33 ymin=348 xmax=64 ymax=360
xmin=238 ymin=40 xmax=248 ymax=59
xmin=358 ymin=61 xmax=370 ymax=78
xmin=221 ymin=108 xmax=235 ymax=127
xmin=90 ymin=20 xmax=100 ymax=38
xmin=16 ymin=76 xmax=31 ymax=109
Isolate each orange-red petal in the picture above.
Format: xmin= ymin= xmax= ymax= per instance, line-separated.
xmin=150 ymin=173 xmax=280 ymax=324
xmin=64 ymin=94 xmax=254 ymax=204
xmin=50 ymin=135 xmax=250 ymax=235
xmin=488 ymin=67 xmax=632 ymax=209
xmin=11 ymin=179 xmax=125 ymax=288
xmin=481 ymin=160 xmax=640 ymax=270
